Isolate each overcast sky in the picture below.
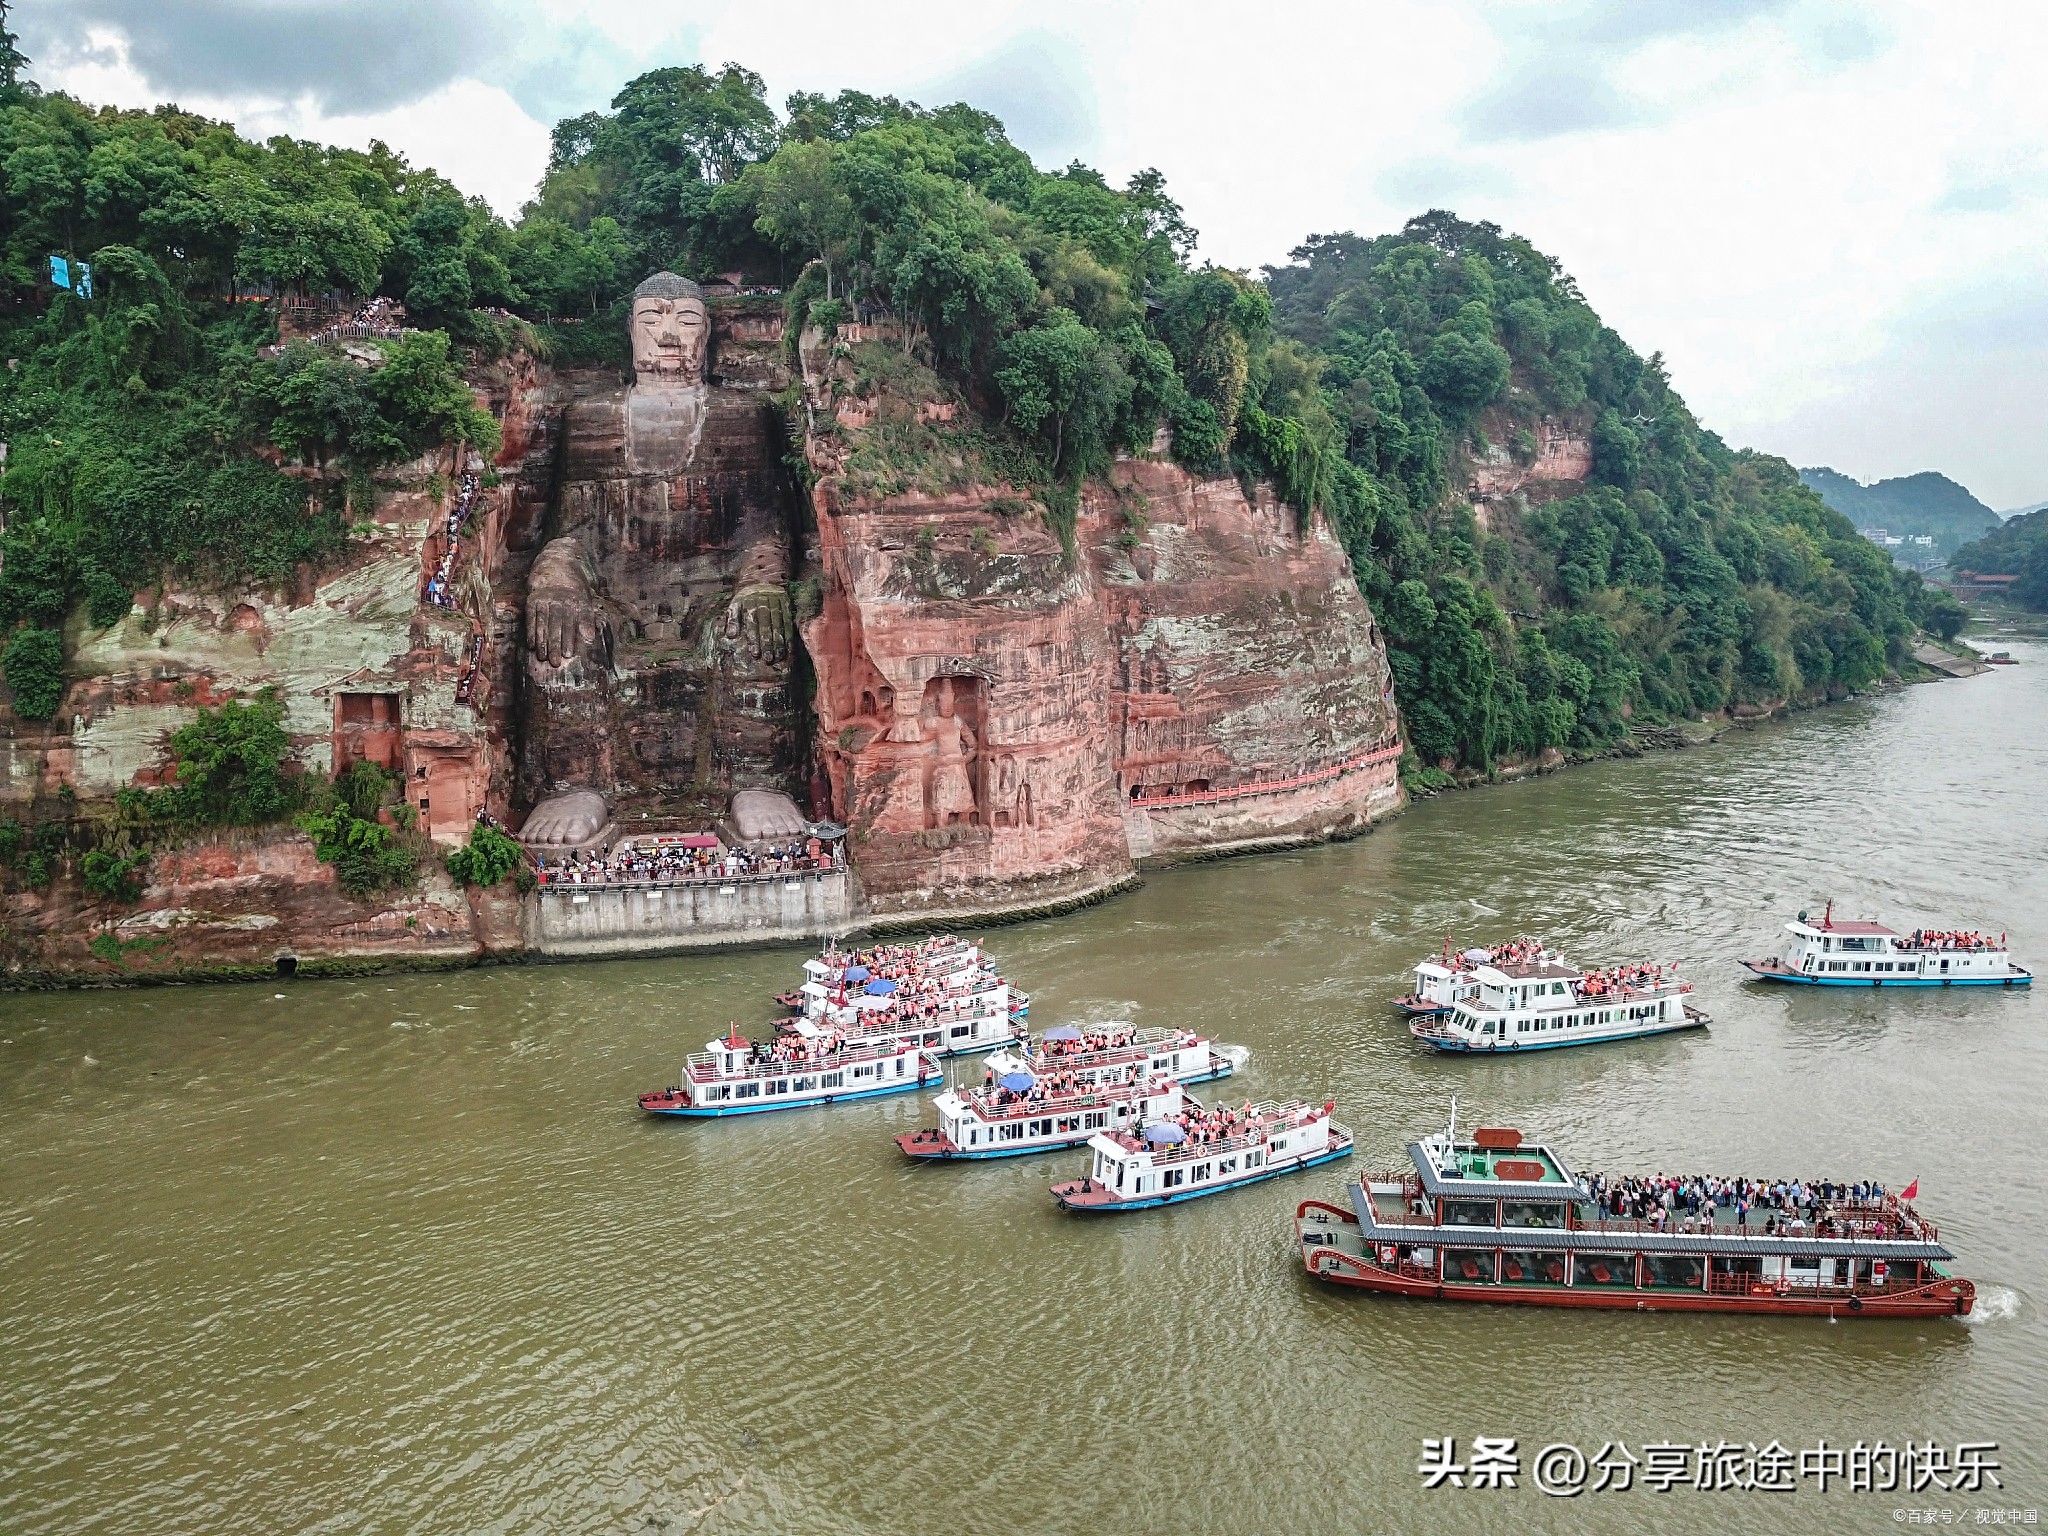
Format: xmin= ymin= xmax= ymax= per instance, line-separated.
xmin=21 ymin=0 xmax=2047 ymax=508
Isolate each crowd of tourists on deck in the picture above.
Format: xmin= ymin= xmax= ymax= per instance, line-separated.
xmin=536 ymin=837 xmax=836 ymax=886
xmin=1577 ymin=962 xmax=1677 ymax=999
xmin=1906 ymin=929 xmax=2000 ymax=951
xmin=751 ymin=1026 xmax=850 ymax=1067
xmin=1023 ymin=1026 xmax=1193 ymax=1061
xmin=982 ymin=1065 xmax=1100 ymax=1105
xmin=1161 ymin=1100 xmax=1282 ymax=1150
xmin=1578 ymin=1171 xmax=1912 ymax=1237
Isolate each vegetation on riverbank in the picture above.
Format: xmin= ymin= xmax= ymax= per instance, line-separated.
xmin=0 ymin=42 xmax=1971 ymax=794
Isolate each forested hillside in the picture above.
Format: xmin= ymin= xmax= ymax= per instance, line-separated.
xmin=1258 ymin=221 xmax=1963 ymax=774
xmin=1952 ymin=511 xmax=2048 ymax=610
xmin=0 ymin=49 xmax=1964 ymax=780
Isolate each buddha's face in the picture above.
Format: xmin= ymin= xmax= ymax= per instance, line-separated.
xmin=630 ymin=294 xmax=709 ymax=385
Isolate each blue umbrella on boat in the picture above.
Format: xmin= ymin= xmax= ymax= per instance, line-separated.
xmin=1144 ymin=1123 xmax=1187 ymax=1144
xmin=998 ymin=1071 xmax=1036 ymax=1092
xmin=1042 ymin=1025 xmax=1083 ymax=1042
xmin=844 ymin=965 xmax=871 ymax=982
xmin=864 ymin=977 xmax=896 ymax=995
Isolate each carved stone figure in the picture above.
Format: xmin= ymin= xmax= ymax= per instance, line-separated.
xmin=926 ymin=678 xmax=980 ymax=827
xmin=629 ymin=272 xmax=710 ymax=387
xmin=521 ymin=788 xmax=610 ymax=849
xmin=515 ymin=271 xmax=800 ymax=813
xmin=731 ymin=788 xmax=809 ymax=842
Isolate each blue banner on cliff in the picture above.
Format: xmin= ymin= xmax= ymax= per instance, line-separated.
xmin=75 ymin=262 xmax=93 ymax=299
xmin=48 ymin=255 xmax=70 ymax=290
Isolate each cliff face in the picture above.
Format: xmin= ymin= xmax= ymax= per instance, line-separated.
xmin=0 ymin=305 xmax=1404 ymax=980
xmin=797 ymin=333 xmax=1402 ymax=917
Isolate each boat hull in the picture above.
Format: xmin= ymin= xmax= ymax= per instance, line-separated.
xmin=642 ymin=1072 xmax=936 ymax=1117
xmin=1052 ymin=1143 xmax=1353 ymax=1211
xmin=1742 ymin=959 xmax=2031 ymax=988
xmin=894 ymin=1061 xmax=1237 ymax=1160
xmin=1412 ymin=1016 xmax=1705 ymax=1053
xmin=1299 ymin=1258 xmax=1975 ymax=1317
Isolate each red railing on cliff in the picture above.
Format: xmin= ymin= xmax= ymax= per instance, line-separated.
xmin=1128 ymin=741 xmax=1403 ymax=811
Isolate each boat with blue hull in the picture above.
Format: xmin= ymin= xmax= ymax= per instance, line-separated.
xmin=1409 ymin=948 xmax=1705 ymax=1054
xmin=1051 ymin=1100 xmax=1352 ymax=1212
xmin=639 ymin=1032 xmax=938 ymax=1117
xmin=1742 ymin=908 xmax=2030 ymax=989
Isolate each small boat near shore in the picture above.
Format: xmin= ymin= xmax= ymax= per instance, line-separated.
xmin=1295 ymin=1107 xmax=1974 ymax=1317
xmin=1052 ymin=1099 xmax=1352 ymax=1212
xmin=1408 ymin=944 xmax=1704 ymax=1053
xmin=794 ymin=937 xmax=1025 ymax=1056
xmin=1742 ymin=906 xmax=2030 ymax=989
xmin=639 ymin=1031 xmax=938 ymax=1117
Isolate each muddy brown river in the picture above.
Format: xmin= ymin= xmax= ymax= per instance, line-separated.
xmin=3 ymin=638 xmax=2042 ymax=1534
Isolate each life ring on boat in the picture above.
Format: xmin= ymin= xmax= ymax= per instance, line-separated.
xmin=1849 ymin=1295 xmax=1863 ymax=1311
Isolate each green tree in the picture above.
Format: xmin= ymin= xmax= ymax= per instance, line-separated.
xmin=446 ymin=822 xmax=525 ymax=886
xmin=3 ymin=627 xmax=64 ymax=719
xmin=994 ymin=308 xmax=1133 ymax=475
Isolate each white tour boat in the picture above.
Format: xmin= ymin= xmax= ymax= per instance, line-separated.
xmin=1742 ymin=906 xmax=2031 ymax=990
xmin=1051 ymin=1099 xmax=1353 ymax=1212
xmin=896 ymin=1073 xmax=1189 ymax=1161
xmin=639 ymin=1030 xmax=937 ymax=1117
xmin=792 ymin=941 xmax=1024 ymax=1056
xmin=981 ymin=1024 xmax=1243 ymax=1093
xmin=1395 ymin=938 xmax=1556 ymax=1018
xmin=1409 ymin=948 xmax=1706 ymax=1053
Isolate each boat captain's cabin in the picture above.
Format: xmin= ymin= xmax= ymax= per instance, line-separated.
xmin=1392 ymin=1125 xmax=1581 ymax=1223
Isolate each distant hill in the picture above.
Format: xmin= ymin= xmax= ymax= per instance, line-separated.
xmin=2000 ymin=499 xmax=2048 ymax=519
xmin=1802 ymin=468 xmax=1990 ymax=573
xmin=1799 ymin=468 xmax=2001 ymax=564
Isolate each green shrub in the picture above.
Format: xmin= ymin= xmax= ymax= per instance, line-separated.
xmin=446 ymin=823 xmax=525 ymax=886
xmin=297 ymin=762 xmax=418 ymax=898
xmin=3 ymin=628 xmax=66 ymax=720
xmin=82 ymin=847 xmax=148 ymax=903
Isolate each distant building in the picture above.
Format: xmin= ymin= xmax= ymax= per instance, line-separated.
xmin=1951 ymin=570 xmax=2021 ymax=598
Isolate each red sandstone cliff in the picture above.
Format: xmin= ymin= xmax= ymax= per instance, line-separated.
xmin=797 ymin=331 xmax=1402 ymax=919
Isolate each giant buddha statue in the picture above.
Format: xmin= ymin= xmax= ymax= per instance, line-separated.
xmin=517 ymin=272 xmax=799 ymax=826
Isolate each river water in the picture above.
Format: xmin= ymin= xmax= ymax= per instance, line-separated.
xmin=3 ymin=641 xmax=2043 ymax=1535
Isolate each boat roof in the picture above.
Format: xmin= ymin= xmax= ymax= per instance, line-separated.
xmin=1347 ymin=1184 xmax=1951 ymax=1260
xmin=1789 ymin=919 xmax=1898 ymax=938
xmin=1473 ymin=960 xmax=1580 ymax=984
xmin=1408 ymin=1138 xmax=1585 ymax=1198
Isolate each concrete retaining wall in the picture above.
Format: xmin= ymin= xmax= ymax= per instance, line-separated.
xmin=529 ymin=870 xmax=855 ymax=956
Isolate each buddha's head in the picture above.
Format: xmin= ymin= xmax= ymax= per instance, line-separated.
xmin=629 ymin=272 xmax=709 ymax=386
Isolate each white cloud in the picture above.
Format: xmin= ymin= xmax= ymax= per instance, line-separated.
xmin=20 ymin=0 xmax=2048 ymax=504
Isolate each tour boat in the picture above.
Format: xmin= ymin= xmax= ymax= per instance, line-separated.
xmin=982 ymin=1025 xmax=1244 ymax=1092
xmin=1408 ymin=946 xmax=1705 ymax=1052
xmin=1985 ymin=651 xmax=2016 ymax=665
xmin=1395 ymin=938 xmax=1551 ymax=1017
xmin=795 ymin=945 xmax=1024 ymax=1057
xmin=1742 ymin=906 xmax=2030 ymax=989
xmin=896 ymin=1073 xmax=1188 ymax=1160
xmin=1051 ymin=1099 xmax=1352 ymax=1212
xmin=1294 ymin=1107 xmax=1974 ymax=1317
xmin=639 ymin=1031 xmax=938 ymax=1117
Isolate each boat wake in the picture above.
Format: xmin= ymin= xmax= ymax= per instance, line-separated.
xmin=1961 ymin=1284 xmax=2021 ymax=1325
xmin=1219 ymin=1044 xmax=1252 ymax=1070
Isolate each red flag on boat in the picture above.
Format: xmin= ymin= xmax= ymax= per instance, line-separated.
xmin=1900 ymin=1178 xmax=1920 ymax=1200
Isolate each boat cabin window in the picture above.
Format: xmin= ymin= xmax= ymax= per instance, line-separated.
xmin=1572 ymin=1253 xmax=1636 ymax=1288
xmin=1641 ymin=1254 xmax=1705 ymax=1289
xmin=1444 ymin=1249 xmax=1498 ymax=1283
xmin=1502 ymin=1200 xmax=1563 ymax=1230
xmin=1443 ymin=1199 xmax=1498 ymax=1227
xmin=1500 ymin=1250 xmax=1566 ymax=1285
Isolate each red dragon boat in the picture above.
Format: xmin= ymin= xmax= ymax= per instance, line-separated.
xmin=1295 ymin=1105 xmax=1973 ymax=1318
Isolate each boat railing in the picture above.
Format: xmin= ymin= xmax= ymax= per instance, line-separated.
xmin=961 ymin=1086 xmax=1136 ymax=1123
xmin=1005 ymin=1030 xmax=1202 ymax=1070
xmin=1145 ymin=1104 xmax=1320 ymax=1166
xmin=1567 ymin=1196 xmax=1936 ymax=1244
xmin=685 ymin=1040 xmax=919 ymax=1081
xmin=1459 ymin=981 xmax=1689 ymax=1015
